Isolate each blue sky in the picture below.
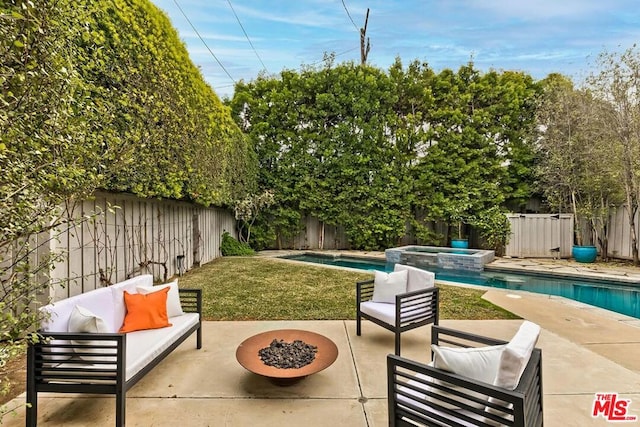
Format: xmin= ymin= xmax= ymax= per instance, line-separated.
xmin=151 ymin=0 xmax=640 ymax=99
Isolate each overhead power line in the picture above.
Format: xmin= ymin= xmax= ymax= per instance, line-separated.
xmin=341 ymin=0 xmax=359 ymax=31
xmin=308 ymin=47 xmax=359 ymax=66
xmin=226 ymin=0 xmax=269 ymax=73
xmin=172 ymin=0 xmax=236 ymax=84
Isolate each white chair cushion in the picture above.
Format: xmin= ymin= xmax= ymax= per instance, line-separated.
xmin=432 ymin=344 xmax=505 ymax=385
xmin=394 ymin=264 xmax=435 ymax=292
xmin=430 ymin=344 xmax=505 ymax=410
xmin=68 ymin=305 xmax=116 ymax=361
xmin=372 ymin=269 xmax=408 ymax=303
xmin=493 ymin=321 xmax=540 ymax=390
xmin=360 ymin=301 xmax=397 ymax=325
xmin=398 ymin=369 xmax=489 ymax=425
xmin=137 ymin=280 xmax=184 ymax=318
xmin=485 ymin=321 xmax=541 ymax=424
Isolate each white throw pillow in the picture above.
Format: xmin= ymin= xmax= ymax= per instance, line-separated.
xmin=372 ymin=269 xmax=408 ymax=303
xmin=432 ymin=344 xmax=505 ymax=385
xmin=493 ymin=321 xmax=540 ymax=390
xmin=136 ymin=280 xmax=184 ymax=318
xmin=68 ymin=305 xmax=115 ymax=361
xmin=393 ymin=264 xmax=435 ymax=292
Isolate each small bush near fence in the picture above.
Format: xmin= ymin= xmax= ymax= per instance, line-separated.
xmin=220 ymin=231 xmax=255 ymax=256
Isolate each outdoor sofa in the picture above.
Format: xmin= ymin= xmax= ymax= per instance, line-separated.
xmin=26 ymin=274 xmax=202 ymax=427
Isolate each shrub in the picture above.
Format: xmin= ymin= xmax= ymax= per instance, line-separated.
xmin=220 ymin=231 xmax=255 ymax=256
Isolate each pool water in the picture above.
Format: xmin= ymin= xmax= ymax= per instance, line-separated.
xmin=281 ymin=254 xmax=640 ymax=319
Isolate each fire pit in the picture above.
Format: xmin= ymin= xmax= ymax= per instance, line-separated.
xmin=236 ymin=329 xmax=338 ymax=386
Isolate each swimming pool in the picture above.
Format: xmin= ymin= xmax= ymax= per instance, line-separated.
xmin=280 ymin=254 xmax=640 ymax=319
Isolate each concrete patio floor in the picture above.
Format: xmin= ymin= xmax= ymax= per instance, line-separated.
xmin=5 ymin=285 xmax=640 ymax=427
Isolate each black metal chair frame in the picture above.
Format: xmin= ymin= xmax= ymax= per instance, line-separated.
xmin=387 ymin=325 xmax=543 ymax=426
xmin=26 ymin=289 xmax=202 ymax=427
xmin=356 ymin=278 xmax=439 ymax=355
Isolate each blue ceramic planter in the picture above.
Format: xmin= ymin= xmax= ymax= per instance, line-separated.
xmin=572 ymin=245 xmax=598 ymax=263
xmin=451 ymin=239 xmax=469 ymax=249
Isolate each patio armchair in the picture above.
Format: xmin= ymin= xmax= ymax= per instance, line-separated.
xmin=356 ymin=264 xmax=439 ymax=355
xmin=387 ymin=322 xmax=543 ymax=426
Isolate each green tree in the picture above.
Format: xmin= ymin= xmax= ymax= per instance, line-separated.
xmin=585 ymin=46 xmax=640 ymax=264
xmin=537 ymin=73 xmax=623 ymax=253
xmin=412 ymin=64 xmax=507 ymax=242
xmin=70 ymin=0 xmax=255 ymax=206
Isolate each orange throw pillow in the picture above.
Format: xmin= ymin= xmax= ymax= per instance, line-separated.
xmin=119 ymin=288 xmax=172 ymax=333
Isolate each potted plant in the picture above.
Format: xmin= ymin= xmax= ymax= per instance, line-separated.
xmin=450 ymin=210 xmax=469 ymax=249
xmin=450 ymin=222 xmax=469 ymax=249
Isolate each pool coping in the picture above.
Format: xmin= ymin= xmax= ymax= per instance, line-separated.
xmin=266 ymin=249 xmax=640 ymax=319
xmin=274 ymin=249 xmax=640 ymax=285
xmin=486 ymin=260 xmax=640 ymax=285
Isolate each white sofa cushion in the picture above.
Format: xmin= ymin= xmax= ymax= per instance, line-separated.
xmin=41 ymin=286 xmax=114 ymax=333
xmin=40 ymin=287 xmax=115 ymax=360
xmin=137 ymin=280 xmax=184 ymax=318
xmin=372 ymin=269 xmax=408 ymax=303
xmin=125 ymin=313 xmax=199 ymax=380
xmin=52 ymin=313 xmax=200 ymax=383
xmin=68 ymin=305 xmax=109 ymax=335
xmin=394 ymin=264 xmax=435 ymax=292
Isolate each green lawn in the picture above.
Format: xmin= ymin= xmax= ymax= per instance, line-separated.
xmin=178 ymin=256 xmax=519 ymax=321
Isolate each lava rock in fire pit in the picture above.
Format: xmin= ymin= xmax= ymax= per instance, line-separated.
xmin=258 ymin=339 xmax=318 ymax=369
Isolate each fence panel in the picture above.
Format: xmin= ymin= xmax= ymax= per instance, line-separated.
xmin=42 ymin=191 xmax=234 ymax=302
xmin=605 ymin=206 xmax=638 ymax=260
xmin=505 ymin=214 xmax=574 ymax=258
xmin=278 ymin=217 xmax=349 ymax=250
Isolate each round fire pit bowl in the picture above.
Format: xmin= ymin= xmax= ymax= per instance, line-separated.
xmin=236 ymin=329 xmax=338 ymax=386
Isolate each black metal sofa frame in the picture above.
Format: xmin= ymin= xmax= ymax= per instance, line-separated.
xmin=387 ymin=325 xmax=543 ymax=426
xmin=356 ymin=278 xmax=439 ymax=355
xmin=26 ymin=289 xmax=202 ymax=427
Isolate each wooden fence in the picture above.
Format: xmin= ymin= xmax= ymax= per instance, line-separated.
xmin=278 ymin=216 xmax=349 ymax=250
xmin=14 ymin=195 xmax=640 ymax=305
xmin=283 ymin=209 xmax=640 ymax=261
xmin=46 ymin=191 xmax=235 ymax=301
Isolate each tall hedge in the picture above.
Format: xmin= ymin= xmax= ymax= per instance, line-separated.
xmin=74 ymin=0 xmax=256 ymax=205
xmin=230 ymin=58 xmax=540 ymax=250
xmin=1 ymin=0 xmax=255 ymax=209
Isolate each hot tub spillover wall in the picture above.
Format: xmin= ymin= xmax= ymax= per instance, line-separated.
xmin=385 ymin=246 xmax=495 ymax=272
